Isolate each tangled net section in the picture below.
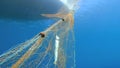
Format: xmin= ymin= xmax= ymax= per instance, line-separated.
xmin=0 ymin=18 xmax=75 ymax=68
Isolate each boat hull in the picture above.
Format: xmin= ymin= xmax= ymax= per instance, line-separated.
xmin=0 ymin=0 xmax=69 ymax=20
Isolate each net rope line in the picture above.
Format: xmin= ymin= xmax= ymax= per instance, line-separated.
xmin=0 ymin=15 xmax=75 ymax=68
xmin=11 ymin=21 xmax=61 ymax=67
xmin=0 ymin=35 xmax=39 ymax=65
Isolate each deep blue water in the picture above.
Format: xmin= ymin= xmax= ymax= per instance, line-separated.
xmin=0 ymin=0 xmax=120 ymax=68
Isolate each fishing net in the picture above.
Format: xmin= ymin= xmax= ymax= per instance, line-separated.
xmin=0 ymin=16 xmax=75 ymax=68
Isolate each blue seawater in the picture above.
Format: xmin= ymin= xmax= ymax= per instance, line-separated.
xmin=0 ymin=0 xmax=120 ymax=68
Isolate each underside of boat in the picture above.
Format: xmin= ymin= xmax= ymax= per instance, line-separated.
xmin=0 ymin=0 xmax=69 ymax=20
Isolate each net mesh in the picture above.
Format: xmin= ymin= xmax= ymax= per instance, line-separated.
xmin=0 ymin=17 xmax=75 ymax=68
